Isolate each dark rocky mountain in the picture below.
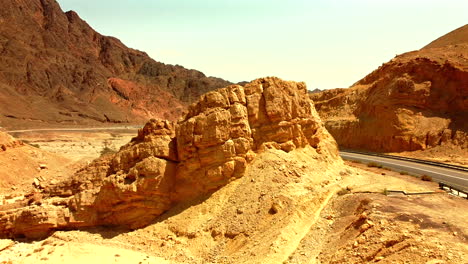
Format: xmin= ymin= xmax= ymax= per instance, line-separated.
xmin=0 ymin=0 xmax=231 ymax=129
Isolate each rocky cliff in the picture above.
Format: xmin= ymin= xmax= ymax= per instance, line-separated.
xmin=0 ymin=77 xmax=340 ymax=239
xmin=0 ymin=0 xmax=231 ymax=129
xmin=310 ymin=24 xmax=468 ymax=152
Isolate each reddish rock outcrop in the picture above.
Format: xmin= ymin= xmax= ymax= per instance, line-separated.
xmin=0 ymin=131 xmax=23 ymax=151
xmin=0 ymin=0 xmax=230 ymax=129
xmin=310 ymin=25 xmax=468 ymax=152
xmin=0 ymin=77 xmax=339 ymax=238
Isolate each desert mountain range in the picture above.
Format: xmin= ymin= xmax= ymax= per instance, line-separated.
xmin=0 ymin=0 xmax=230 ymax=129
xmin=310 ymin=24 xmax=468 ymax=154
xmin=0 ymin=1 xmax=467 ymax=263
xmin=2 ymin=77 xmax=467 ymax=264
xmin=1 ymin=0 xmax=466 ymax=159
xmin=1 ymin=78 xmax=467 ymax=264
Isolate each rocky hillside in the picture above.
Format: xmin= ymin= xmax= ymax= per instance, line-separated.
xmin=0 ymin=0 xmax=230 ymax=129
xmin=0 ymin=131 xmax=22 ymax=151
xmin=1 ymin=78 xmax=467 ymax=264
xmin=423 ymin=24 xmax=468 ymax=49
xmin=0 ymin=130 xmax=74 ymax=196
xmin=310 ymin=24 xmax=468 ymax=153
xmin=0 ymin=77 xmax=340 ymax=240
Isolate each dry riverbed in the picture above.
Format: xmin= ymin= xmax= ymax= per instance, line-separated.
xmin=10 ymin=128 xmax=139 ymax=162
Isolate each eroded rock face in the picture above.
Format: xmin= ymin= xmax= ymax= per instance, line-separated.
xmin=175 ymin=79 xmax=326 ymax=200
xmin=310 ymin=25 xmax=468 ymax=152
xmin=0 ymin=77 xmax=338 ymax=238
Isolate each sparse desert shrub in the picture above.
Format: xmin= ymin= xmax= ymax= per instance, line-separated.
xmin=421 ymin=175 xmax=433 ymax=182
xmin=367 ymin=162 xmax=383 ymax=168
xmin=30 ymin=143 xmax=40 ymax=148
xmin=400 ymin=171 xmax=408 ymax=175
xmin=100 ymin=139 xmax=116 ymax=156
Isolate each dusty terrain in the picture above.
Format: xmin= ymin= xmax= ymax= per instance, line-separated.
xmin=0 ymin=0 xmax=231 ymax=130
xmin=0 ymin=130 xmax=76 ymax=196
xmin=0 ymin=77 xmax=338 ymax=236
xmin=0 ymin=127 xmax=137 ymax=198
xmin=310 ymin=24 xmax=468 ymax=160
xmin=0 ymin=78 xmax=466 ymax=263
xmin=1 ymin=155 xmax=466 ymax=264
xmin=10 ymin=129 xmax=138 ymax=163
xmin=0 ymin=1 xmax=466 ymax=263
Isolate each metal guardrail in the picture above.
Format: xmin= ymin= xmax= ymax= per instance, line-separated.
xmin=385 ymin=190 xmax=436 ymax=196
xmin=340 ymin=149 xmax=468 ymax=173
xmin=439 ymin=182 xmax=468 ymax=199
xmin=341 ymin=149 xmax=468 ymax=199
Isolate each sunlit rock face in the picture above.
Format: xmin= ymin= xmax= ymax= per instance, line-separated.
xmin=310 ymin=25 xmax=468 ymax=152
xmin=0 ymin=77 xmax=340 ymax=239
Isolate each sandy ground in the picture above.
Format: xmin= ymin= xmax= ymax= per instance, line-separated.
xmin=0 ymin=129 xmax=136 ymax=198
xmin=1 ymin=146 xmax=466 ymax=263
xmin=0 ymin=144 xmax=76 ymax=196
xmin=10 ymin=129 xmax=138 ymax=163
xmin=0 ymin=240 xmax=170 ymax=264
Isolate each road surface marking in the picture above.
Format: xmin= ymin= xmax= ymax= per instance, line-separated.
xmin=341 ymin=154 xmax=468 ymax=183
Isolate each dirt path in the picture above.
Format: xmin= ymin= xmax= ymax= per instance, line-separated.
xmin=277 ymin=186 xmax=340 ymax=264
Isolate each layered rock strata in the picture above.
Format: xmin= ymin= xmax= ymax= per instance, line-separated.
xmin=0 ymin=77 xmax=339 ymax=238
xmin=310 ymin=25 xmax=468 ymax=152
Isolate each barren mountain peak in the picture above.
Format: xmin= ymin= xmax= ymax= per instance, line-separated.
xmin=0 ymin=0 xmax=230 ymax=129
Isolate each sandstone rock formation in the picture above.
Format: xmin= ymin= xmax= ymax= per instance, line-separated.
xmin=0 ymin=131 xmax=23 ymax=152
xmin=2 ymin=150 xmax=467 ymax=264
xmin=0 ymin=0 xmax=231 ymax=129
xmin=310 ymin=24 xmax=468 ymax=152
xmin=0 ymin=77 xmax=339 ymax=239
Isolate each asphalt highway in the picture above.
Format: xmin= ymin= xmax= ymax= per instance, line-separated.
xmin=340 ymin=151 xmax=468 ymax=191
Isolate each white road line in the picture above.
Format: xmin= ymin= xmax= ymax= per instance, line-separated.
xmin=342 ymin=152 xmax=467 ymax=174
xmin=341 ymin=154 xmax=468 ymax=182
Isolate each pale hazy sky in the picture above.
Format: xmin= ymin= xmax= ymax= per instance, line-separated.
xmin=58 ymin=0 xmax=467 ymax=90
